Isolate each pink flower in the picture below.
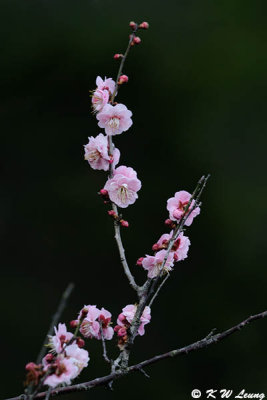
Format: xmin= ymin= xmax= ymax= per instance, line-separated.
xmin=65 ymin=344 xmax=89 ymax=376
xmin=96 ymin=76 xmax=116 ymax=94
xmin=142 ymin=249 xmax=174 ymax=278
xmin=78 ymin=305 xmax=113 ymax=340
xmin=43 ymin=357 xmax=78 ymax=388
xmin=91 ymin=89 xmax=109 ymax=112
xmin=48 ymin=323 xmax=73 ymax=354
xmin=84 ymin=133 xmax=120 ymax=171
xmin=167 ymin=190 xmax=200 ymax=226
xmin=96 ymin=104 xmax=133 ymax=136
xmin=98 ymin=308 xmax=114 ymax=340
xmin=117 ymin=304 xmax=151 ymax=336
xmin=153 ymin=231 xmax=190 ymax=261
xmin=104 ymin=166 xmax=141 ymax=208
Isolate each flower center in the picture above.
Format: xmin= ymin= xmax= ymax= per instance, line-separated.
xmin=86 ymin=149 xmax=101 ymax=162
xmin=108 ymin=117 xmax=120 ymax=131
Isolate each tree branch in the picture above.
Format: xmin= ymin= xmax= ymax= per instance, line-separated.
xmin=7 ymin=310 xmax=266 ymax=400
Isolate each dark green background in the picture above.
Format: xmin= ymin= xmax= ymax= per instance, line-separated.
xmin=1 ymin=0 xmax=267 ymax=398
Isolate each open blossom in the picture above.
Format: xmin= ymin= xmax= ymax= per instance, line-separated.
xmin=78 ymin=305 xmax=113 ymax=340
xmin=96 ymin=76 xmax=116 ymax=94
xmin=154 ymin=231 xmax=190 ymax=261
xmin=104 ymin=166 xmax=141 ymax=208
xmin=96 ymin=103 xmax=133 ymax=135
xmin=142 ymin=249 xmax=174 ymax=278
xmin=65 ymin=344 xmax=89 ymax=376
xmin=91 ymin=88 xmax=109 ymax=112
xmin=84 ymin=133 xmax=120 ymax=171
xmin=167 ymin=190 xmax=200 ymax=226
xmin=43 ymin=357 xmax=79 ymax=388
xmin=48 ymin=323 xmax=73 ymax=354
xmin=116 ymin=304 xmax=151 ymax=336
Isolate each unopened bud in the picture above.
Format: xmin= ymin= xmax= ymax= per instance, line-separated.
xmin=129 ymin=21 xmax=137 ymax=30
xmin=70 ymin=320 xmax=78 ymax=328
xmin=45 ymin=353 xmax=54 ymax=363
xmin=81 ymin=308 xmax=88 ymax=318
xmin=76 ymin=337 xmax=85 ymax=348
xmin=152 ymin=243 xmax=159 ymax=252
xmin=118 ymin=74 xmax=129 ymax=85
xmin=118 ymin=327 xmax=127 ymax=337
xmin=99 ymin=189 xmax=108 ymax=197
xmin=108 ymin=210 xmax=117 ymax=218
xmin=133 ymin=36 xmax=141 ymax=44
xmin=165 ymin=218 xmax=175 ymax=227
xmin=136 ymin=257 xmax=144 ymax=266
xmin=120 ymin=219 xmax=129 ymax=228
xmin=114 ymin=53 xmax=123 ymax=59
xmin=139 ymin=21 xmax=149 ymax=29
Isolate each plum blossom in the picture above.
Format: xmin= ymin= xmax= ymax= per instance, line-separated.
xmin=104 ymin=166 xmax=141 ymax=208
xmin=153 ymin=231 xmax=190 ymax=261
xmin=116 ymin=304 xmax=151 ymax=336
xmin=43 ymin=357 xmax=79 ymax=388
xmin=96 ymin=103 xmax=133 ymax=136
xmin=167 ymin=190 xmax=200 ymax=226
xmin=84 ymin=133 xmax=120 ymax=171
xmin=96 ymin=76 xmax=116 ymax=94
xmin=78 ymin=305 xmax=113 ymax=340
xmin=48 ymin=323 xmax=73 ymax=354
xmin=91 ymin=89 xmax=109 ymax=112
xmin=142 ymin=249 xmax=174 ymax=278
xmin=65 ymin=344 xmax=89 ymax=376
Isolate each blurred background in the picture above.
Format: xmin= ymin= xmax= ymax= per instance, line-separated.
xmin=1 ymin=0 xmax=267 ymax=398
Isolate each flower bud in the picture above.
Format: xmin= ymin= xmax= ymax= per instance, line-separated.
xmin=76 ymin=337 xmax=85 ymax=348
xmin=136 ymin=257 xmax=144 ymax=266
xmin=133 ymin=36 xmax=141 ymax=44
xmin=139 ymin=21 xmax=149 ymax=29
xmin=70 ymin=320 xmax=78 ymax=328
xmin=152 ymin=243 xmax=159 ymax=252
xmin=129 ymin=21 xmax=137 ymax=30
xmin=120 ymin=219 xmax=129 ymax=228
xmin=81 ymin=308 xmax=88 ymax=318
xmin=114 ymin=53 xmax=123 ymax=59
xmin=118 ymin=74 xmax=129 ymax=85
xmin=108 ymin=210 xmax=117 ymax=217
xmin=99 ymin=189 xmax=108 ymax=197
xmin=45 ymin=353 xmax=54 ymax=363
xmin=118 ymin=327 xmax=127 ymax=337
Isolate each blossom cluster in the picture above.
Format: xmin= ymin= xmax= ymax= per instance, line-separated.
xmin=25 ymin=303 xmax=151 ymax=389
xmin=84 ymin=74 xmax=141 ymax=209
xmin=137 ymin=190 xmax=200 ymax=278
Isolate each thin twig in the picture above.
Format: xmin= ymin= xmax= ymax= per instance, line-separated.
xmin=7 ymin=310 xmax=267 ymax=400
xmin=36 ymin=283 xmax=75 ymax=364
xmin=148 ymin=273 xmax=170 ymax=308
xmin=100 ymin=324 xmax=111 ymax=364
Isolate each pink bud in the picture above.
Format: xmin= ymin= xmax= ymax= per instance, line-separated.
xmin=108 ymin=210 xmax=117 ymax=217
xmin=114 ymin=53 xmax=123 ymax=59
xmin=136 ymin=257 xmax=144 ymax=266
xmin=45 ymin=353 xmax=54 ymax=363
xmin=152 ymin=243 xmax=159 ymax=252
xmin=118 ymin=74 xmax=129 ymax=85
xmin=76 ymin=338 xmax=85 ymax=348
xmin=165 ymin=218 xmax=174 ymax=227
xmin=129 ymin=21 xmax=137 ymax=30
xmin=99 ymin=189 xmax=108 ymax=197
xmin=25 ymin=362 xmax=37 ymax=371
xmin=118 ymin=313 xmax=125 ymax=322
xmin=133 ymin=36 xmax=141 ymax=44
xmin=114 ymin=325 xmax=121 ymax=333
xmin=120 ymin=219 xmax=129 ymax=228
xmin=70 ymin=320 xmax=78 ymax=328
xmin=118 ymin=327 xmax=127 ymax=337
xmin=139 ymin=21 xmax=149 ymax=29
